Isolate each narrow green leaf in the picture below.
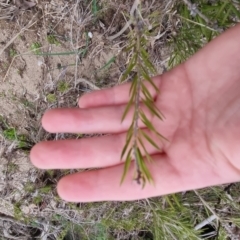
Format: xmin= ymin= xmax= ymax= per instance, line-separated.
xmin=143 ymin=99 xmax=163 ymax=120
xmin=135 ymin=147 xmax=142 ymax=163
xmin=121 ymin=142 xmax=130 ymax=160
xmin=140 ymin=48 xmax=156 ymax=73
xmin=154 ymin=131 xmax=169 ymax=142
xmin=120 ymin=54 xmax=137 ymax=82
xmin=197 ymin=16 xmax=211 ymax=41
xmin=140 ymin=48 xmax=150 ymax=61
xmin=129 ymin=75 xmax=138 ymax=96
xmin=136 ymin=148 xmax=153 ymax=183
xmin=141 ymin=67 xmax=159 ymax=92
xmin=124 ymin=42 xmax=135 ymax=52
xmin=141 ymin=91 xmax=154 ymax=108
xmin=215 ymin=1 xmax=228 ymax=19
xmin=140 ymin=130 xmax=161 ymax=150
xmin=120 ymin=149 xmax=132 ymax=184
xmin=121 ymin=130 xmax=133 ymax=160
xmin=138 ymin=137 xmax=154 ymax=163
xmin=136 ymin=148 xmax=148 ymax=182
xmin=140 ymin=66 xmax=153 ymax=82
xmin=164 ymin=196 xmax=175 ymax=209
xmin=92 ymin=0 xmax=99 ymax=15
xmin=141 ymin=161 xmax=153 ymax=183
xmin=135 ymin=147 xmax=144 ymax=176
xmin=139 ymin=111 xmax=156 ymax=132
xmin=121 ymin=94 xmax=134 ymax=122
xmin=231 ymin=4 xmax=240 ymax=19
xmin=98 ymin=56 xmax=116 ymax=71
xmin=126 ymin=123 xmax=134 ymax=141
xmin=139 ymin=111 xmax=168 ymax=142
xmin=141 ymin=83 xmax=154 ymax=101
xmin=171 ymin=194 xmax=181 ymax=208
xmin=221 ymin=6 xmax=232 ymax=25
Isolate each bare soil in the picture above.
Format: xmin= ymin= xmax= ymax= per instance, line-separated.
xmin=0 ymin=0 xmax=170 ymax=238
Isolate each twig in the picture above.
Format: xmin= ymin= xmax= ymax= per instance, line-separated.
xmin=107 ymin=0 xmax=140 ymax=40
xmin=3 ymin=228 xmax=19 ymax=240
xmin=0 ymin=144 xmax=6 ymax=159
xmin=76 ymin=78 xmax=100 ymax=90
xmin=0 ymin=213 xmax=44 ymax=231
xmin=73 ymin=0 xmax=81 ymax=88
xmin=178 ymin=15 xmax=218 ymax=32
xmin=132 ymin=14 xmax=143 ymax=184
xmin=39 ymin=221 xmax=51 ymax=240
xmin=194 ymin=215 xmax=217 ymax=230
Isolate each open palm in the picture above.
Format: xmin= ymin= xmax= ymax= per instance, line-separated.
xmin=30 ymin=24 xmax=240 ymax=202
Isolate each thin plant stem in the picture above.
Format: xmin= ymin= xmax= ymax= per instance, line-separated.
xmin=133 ymin=24 xmax=142 ymax=183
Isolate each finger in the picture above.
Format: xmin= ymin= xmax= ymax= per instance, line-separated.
xmin=78 ymin=76 xmax=162 ymax=108
xmin=30 ymin=129 xmax=167 ymax=169
xmin=57 ymin=154 xmax=239 ymax=202
xmin=42 ymin=101 xmax=170 ymax=134
xmin=30 ymin=135 xmax=125 ymax=169
xmin=42 ymin=106 xmax=131 ymax=133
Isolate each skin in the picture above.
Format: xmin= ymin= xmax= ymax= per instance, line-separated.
xmin=30 ymin=24 xmax=240 ymax=202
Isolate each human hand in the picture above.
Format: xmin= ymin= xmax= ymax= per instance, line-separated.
xmin=30 ymin=24 xmax=240 ymax=202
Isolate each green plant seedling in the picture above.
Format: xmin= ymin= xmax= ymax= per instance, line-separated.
xmin=47 ymin=93 xmax=57 ymax=103
xmin=9 ymin=48 xmax=17 ymax=57
xmin=30 ymin=42 xmax=42 ymax=55
xmin=120 ymin=3 xmax=166 ymax=187
xmin=57 ymin=81 xmax=69 ymax=93
xmin=47 ymin=34 xmax=60 ymax=45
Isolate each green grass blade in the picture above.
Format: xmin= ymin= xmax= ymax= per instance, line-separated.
xmin=92 ymin=0 xmax=99 ymax=16
xmin=34 ymin=50 xmax=85 ymax=56
xmin=126 ymin=123 xmax=134 ymax=141
xmin=124 ymin=42 xmax=135 ymax=52
xmin=215 ymin=1 xmax=228 ymax=19
xmin=231 ymin=4 xmax=240 ymax=19
xmin=223 ymin=5 xmax=232 ymax=25
xmin=98 ymin=56 xmax=116 ymax=71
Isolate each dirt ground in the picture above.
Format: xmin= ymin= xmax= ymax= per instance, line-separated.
xmin=0 ymin=0 xmax=170 ymax=238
